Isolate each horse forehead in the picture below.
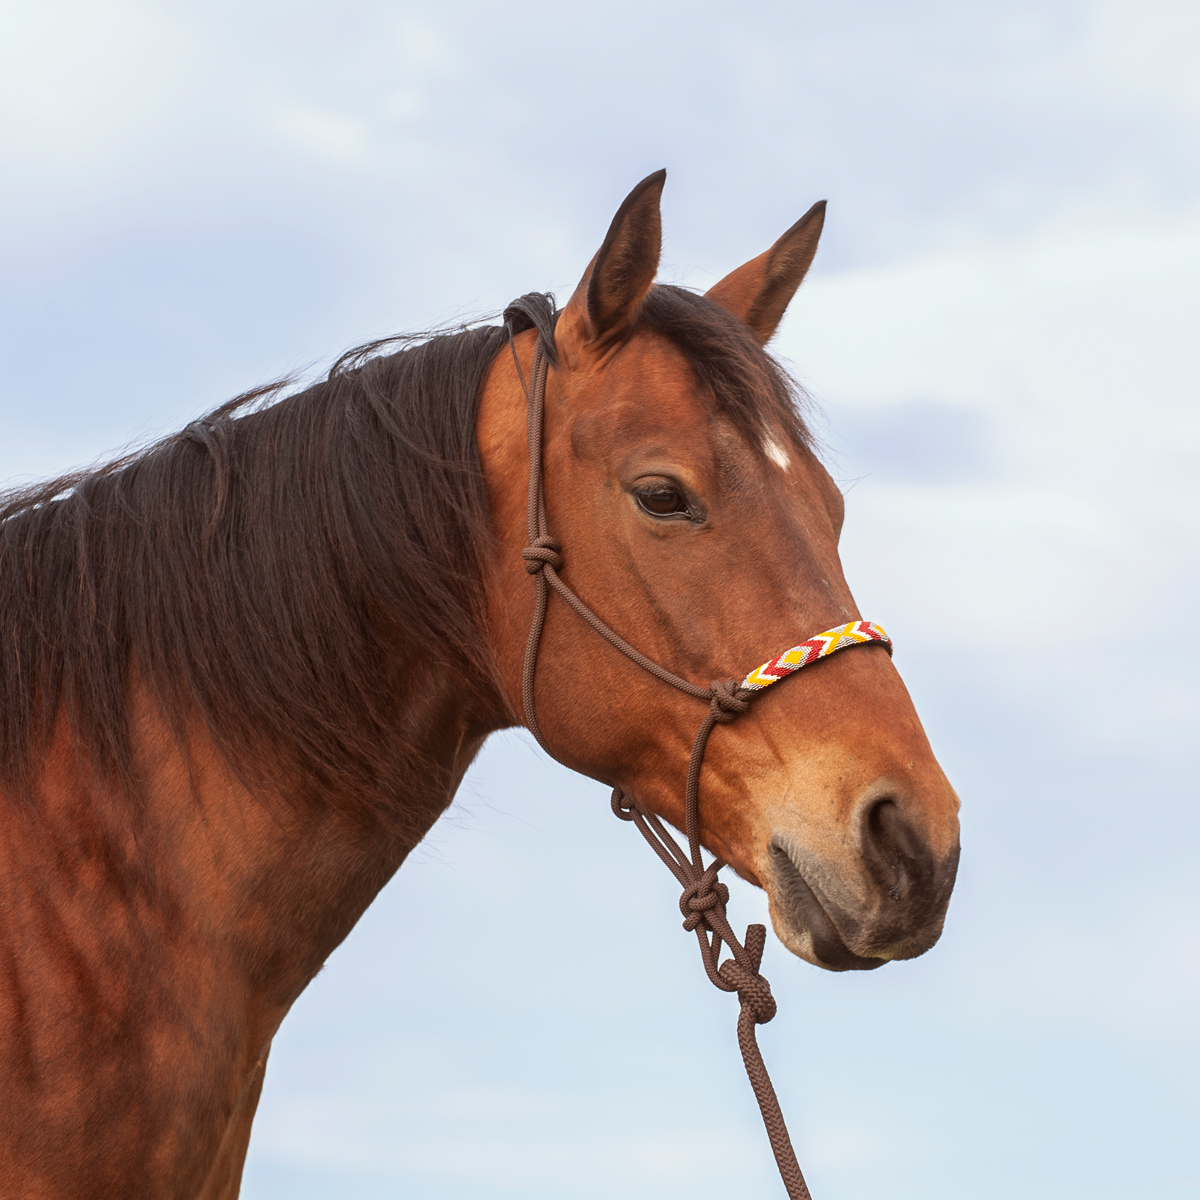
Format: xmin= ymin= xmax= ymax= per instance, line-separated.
xmin=574 ymin=338 xmax=700 ymax=417
xmin=566 ymin=389 xmax=752 ymax=474
xmin=566 ymin=344 xmax=751 ymax=459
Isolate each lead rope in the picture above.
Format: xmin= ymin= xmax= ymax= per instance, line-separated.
xmin=512 ymin=336 xmax=813 ymax=1200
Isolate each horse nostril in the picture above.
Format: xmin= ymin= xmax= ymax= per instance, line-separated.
xmin=860 ymin=797 xmax=935 ymax=903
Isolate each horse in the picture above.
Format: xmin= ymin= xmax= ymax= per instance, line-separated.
xmin=0 ymin=170 xmax=960 ymax=1198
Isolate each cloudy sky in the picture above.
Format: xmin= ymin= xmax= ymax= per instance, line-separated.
xmin=2 ymin=2 xmax=1198 ymax=1197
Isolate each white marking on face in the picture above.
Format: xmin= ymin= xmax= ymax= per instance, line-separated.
xmin=763 ymin=434 xmax=791 ymax=471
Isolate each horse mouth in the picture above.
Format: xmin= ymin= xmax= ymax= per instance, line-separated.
xmin=767 ymin=840 xmax=886 ymax=972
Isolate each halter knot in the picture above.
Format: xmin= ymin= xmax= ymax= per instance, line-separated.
xmin=719 ymin=957 xmax=778 ymax=1025
xmin=610 ymin=787 xmax=638 ymax=822
xmin=708 ymin=679 xmax=751 ymax=723
xmin=679 ymin=868 xmax=730 ymax=932
xmin=522 ymin=536 xmax=563 ymax=574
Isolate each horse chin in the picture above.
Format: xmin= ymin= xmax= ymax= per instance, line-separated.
xmin=765 ymin=843 xmax=889 ymax=972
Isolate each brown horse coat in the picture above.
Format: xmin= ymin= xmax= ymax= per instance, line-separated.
xmin=0 ymin=173 xmax=958 ymax=1196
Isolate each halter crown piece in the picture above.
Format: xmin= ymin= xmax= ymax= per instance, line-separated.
xmin=514 ymin=337 xmax=892 ymax=1200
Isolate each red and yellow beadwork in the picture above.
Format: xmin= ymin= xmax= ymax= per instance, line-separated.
xmin=740 ymin=621 xmax=892 ymax=692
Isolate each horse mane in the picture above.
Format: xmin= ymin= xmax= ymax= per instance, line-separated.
xmin=0 ymin=287 xmax=808 ymax=811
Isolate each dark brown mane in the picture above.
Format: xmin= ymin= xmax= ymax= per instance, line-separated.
xmin=0 ymin=287 xmax=808 ymax=809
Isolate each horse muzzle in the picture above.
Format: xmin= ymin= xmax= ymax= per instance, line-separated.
xmin=765 ymin=790 xmax=961 ymax=972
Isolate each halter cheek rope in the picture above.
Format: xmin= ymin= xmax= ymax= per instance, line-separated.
xmin=515 ymin=340 xmax=892 ymax=1200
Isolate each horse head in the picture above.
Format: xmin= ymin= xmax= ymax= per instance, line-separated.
xmin=480 ymin=172 xmax=960 ymax=971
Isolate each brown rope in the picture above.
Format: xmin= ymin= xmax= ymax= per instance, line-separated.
xmin=513 ymin=336 xmax=813 ymax=1200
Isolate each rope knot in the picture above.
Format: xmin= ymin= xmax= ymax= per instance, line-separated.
xmin=679 ymin=867 xmax=730 ymax=931
xmin=708 ymin=679 xmax=751 ymax=724
xmin=522 ymin=536 xmax=563 ymax=574
xmin=610 ymin=787 xmax=638 ymax=822
xmin=719 ymin=957 xmax=778 ymax=1024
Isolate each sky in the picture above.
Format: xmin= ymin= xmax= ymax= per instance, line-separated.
xmin=2 ymin=2 xmax=1198 ymax=1197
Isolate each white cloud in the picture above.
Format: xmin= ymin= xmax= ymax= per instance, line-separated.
xmin=268 ymin=101 xmax=373 ymax=163
xmin=0 ymin=0 xmax=194 ymax=172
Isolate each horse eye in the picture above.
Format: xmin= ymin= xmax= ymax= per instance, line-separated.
xmin=637 ymin=486 xmax=689 ymax=517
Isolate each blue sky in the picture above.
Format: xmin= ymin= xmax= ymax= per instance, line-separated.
xmin=2 ymin=2 xmax=1198 ymax=1197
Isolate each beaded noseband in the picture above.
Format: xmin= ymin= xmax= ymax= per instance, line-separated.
xmin=514 ymin=338 xmax=891 ymax=1200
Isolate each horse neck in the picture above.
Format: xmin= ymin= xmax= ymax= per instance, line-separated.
xmin=0 ymin=660 xmax=495 ymax=1197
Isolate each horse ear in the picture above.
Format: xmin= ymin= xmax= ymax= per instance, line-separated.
xmin=557 ymin=170 xmax=666 ymax=362
xmin=705 ymin=200 xmax=826 ymax=345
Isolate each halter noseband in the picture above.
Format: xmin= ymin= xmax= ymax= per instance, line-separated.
xmin=515 ymin=338 xmax=891 ymax=1200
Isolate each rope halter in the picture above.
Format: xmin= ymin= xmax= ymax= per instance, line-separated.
xmin=513 ymin=334 xmax=892 ymax=1200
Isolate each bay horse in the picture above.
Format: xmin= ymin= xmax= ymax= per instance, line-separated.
xmin=0 ymin=171 xmax=960 ymax=1198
